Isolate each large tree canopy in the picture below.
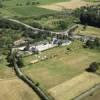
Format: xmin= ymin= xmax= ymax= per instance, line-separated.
xmin=80 ymin=6 xmax=100 ymax=27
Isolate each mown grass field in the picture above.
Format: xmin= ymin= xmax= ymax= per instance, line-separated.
xmin=22 ymin=40 xmax=100 ymax=89
xmin=0 ymin=78 xmax=40 ymax=100
xmin=74 ymin=25 xmax=100 ymax=38
xmin=82 ymin=87 xmax=100 ymax=100
xmin=49 ymin=72 xmax=100 ymax=100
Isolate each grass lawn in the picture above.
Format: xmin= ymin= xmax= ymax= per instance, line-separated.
xmin=22 ymin=40 xmax=100 ymax=89
xmin=74 ymin=25 xmax=100 ymax=38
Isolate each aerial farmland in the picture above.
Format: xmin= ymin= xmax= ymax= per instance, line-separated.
xmin=0 ymin=0 xmax=100 ymax=100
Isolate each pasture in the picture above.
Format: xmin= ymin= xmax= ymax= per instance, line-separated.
xmin=74 ymin=25 xmax=100 ymax=38
xmin=0 ymin=78 xmax=40 ymax=100
xmin=2 ymin=0 xmax=70 ymax=6
xmin=49 ymin=72 xmax=100 ymax=100
xmin=38 ymin=0 xmax=95 ymax=11
xmin=22 ymin=40 xmax=100 ymax=90
xmin=82 ymin=87 xmax=100 ymax=100
xmin=0 ymin=0 xmax=98 ymax=17
xmin=0 ymin=6 xmax=56 ymax=17
xmin=0 ymin=0 xmax=59 ymax=17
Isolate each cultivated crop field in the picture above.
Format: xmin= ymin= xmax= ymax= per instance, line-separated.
xmin=22 ymin=40 xmax=100 ymax=90
xmin=74 ymin=25 xmax=100 ymax=38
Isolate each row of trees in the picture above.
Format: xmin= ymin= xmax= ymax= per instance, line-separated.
xmin=16 ymin=1 xmax=40 ymax=6
xmin=6 ymin=49 xmax=24 ymax=67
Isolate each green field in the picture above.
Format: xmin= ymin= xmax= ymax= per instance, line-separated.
xmin=0 ymin=6 xmax=57 ymax=17
xmin=22 ymin=40 xmax=100 ymax=89
xmin=0 ymin=0 xmax=71 ymax=17
xmin=3 ymin=0 xmax=70 ymax=6
xmin=74 ymin=25 xmax=100 ymax=38
xmin=11 ymin=6 xmax=57 ymax=17
xmin=84 ymin=0 xmax=100 ymax=2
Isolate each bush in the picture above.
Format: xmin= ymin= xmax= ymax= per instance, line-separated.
xmin=87 ymin=62 xmax=99 ymax=72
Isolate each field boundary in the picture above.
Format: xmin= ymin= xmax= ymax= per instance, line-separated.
xmin=73 ymin=83 xmax=100 ymax=100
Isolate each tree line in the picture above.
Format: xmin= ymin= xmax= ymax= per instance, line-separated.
xmin=79 ymin=6 xmax=100 ymax=27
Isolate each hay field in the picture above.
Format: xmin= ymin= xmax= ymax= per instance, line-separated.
xmin=38 ymin=0 xmax=94 ymax=11
xmin=49 ymin=72 xmax=100 ymax=100
xmin=0 ymin=78 xmax=40 ymax=100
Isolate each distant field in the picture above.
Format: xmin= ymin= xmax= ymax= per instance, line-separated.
xmin=38 ymin=0 xmax=95 ymax=11
xmin=0 ymin=6 xmax=57 ymax=17
xmin=0 ymin=0 xmax=59 ymax=17
xmin=11 ymin=6 xmax=56 ymax=17
xmin=84 ymin=0 xmax=100 ymax=2
xmin=3 ymin=0 xmax=70 ymax=6
xmin=0 ymin=0 xmax=98 ymax=17
xmin=0 ymin=78 xmax=40 ymax=100
xmin=74 ymin=25 xmax=100 ymax=38
xmin=22 ymin=40 xmax=100 ymax=89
